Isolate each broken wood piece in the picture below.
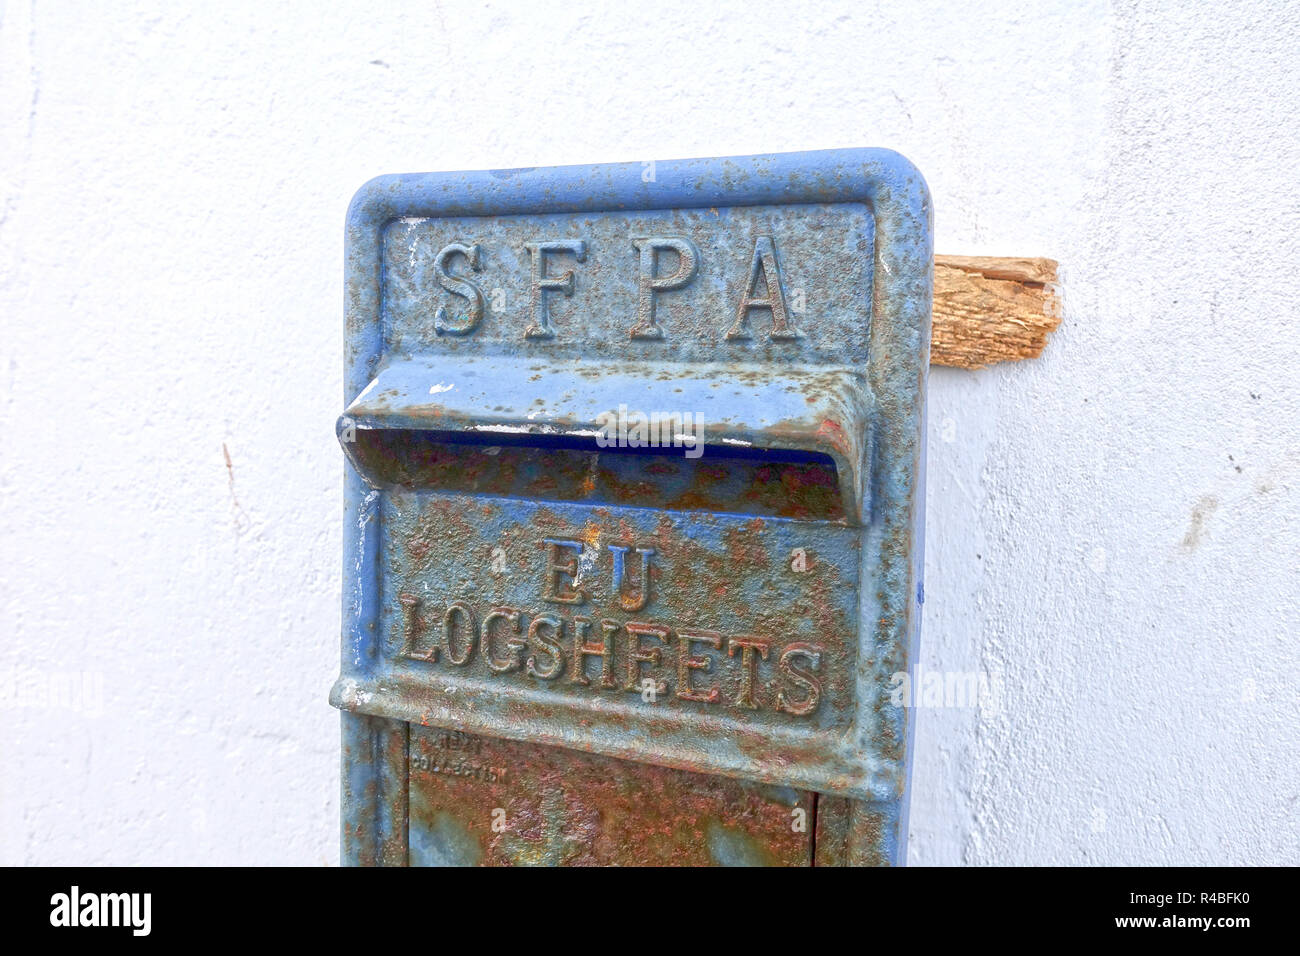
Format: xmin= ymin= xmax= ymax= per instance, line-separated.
xmin=931 ymin=255 xmax=1061 ymax=369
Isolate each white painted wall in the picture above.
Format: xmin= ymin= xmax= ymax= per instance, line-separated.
xmin=1 ymin=0 xmax=1296 ymax=865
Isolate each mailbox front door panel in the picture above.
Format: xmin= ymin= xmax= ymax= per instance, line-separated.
xmin=335 ymin=149 xmax=932 ymax=866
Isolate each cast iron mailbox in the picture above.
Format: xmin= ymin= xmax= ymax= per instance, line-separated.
xmin=332 ymin=148 xmax=932 ymax=866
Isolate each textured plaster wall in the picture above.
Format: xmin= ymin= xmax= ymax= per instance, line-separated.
xmin=0 ymin=0 xmax=1296 ymax=865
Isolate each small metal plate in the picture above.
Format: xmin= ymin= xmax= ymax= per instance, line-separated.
xmin=407 ymin=727 xmax=814 ymax=867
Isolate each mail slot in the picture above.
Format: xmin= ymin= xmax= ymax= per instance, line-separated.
xmin=332 ymin=148 xmax=932 ymax=866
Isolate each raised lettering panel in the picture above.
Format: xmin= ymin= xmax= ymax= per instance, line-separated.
xmin=336 ymin=485 xmax=880 ymax=798
xmin=380 ymin=203 xmax=874 ymax=364
xmin=378 ymin=491 xmax=859 ymax=736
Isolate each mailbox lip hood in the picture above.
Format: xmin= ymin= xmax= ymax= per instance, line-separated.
xmin=339 ymin=148 xmax=932 ymax=862
xmin=338 ymin=354 xmax=874 ymax=525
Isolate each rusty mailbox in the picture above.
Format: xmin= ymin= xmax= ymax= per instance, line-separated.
xmin=332 ymin=148 xmax=932 ymax=866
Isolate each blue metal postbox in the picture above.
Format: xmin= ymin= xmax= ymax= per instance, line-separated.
xmin=333 ymin=148 xmax=932 ymax=866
